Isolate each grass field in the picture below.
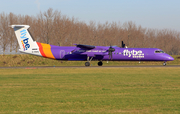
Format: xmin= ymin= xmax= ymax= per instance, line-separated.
xmin=0 ymin=68 xmax=180 ymax=113
xmin=0 ymin=54 xmax=180 ymax=67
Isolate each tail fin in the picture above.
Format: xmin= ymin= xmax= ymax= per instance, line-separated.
xmin=11 ymin=25 xmax=38 ymax=51
xmin=11 ymin=25 xmax=42 ymax=56
xmin=11 ymin=25 xmax=55 ymax=59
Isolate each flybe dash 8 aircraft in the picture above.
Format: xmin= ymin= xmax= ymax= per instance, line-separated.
xmin=11 ymin=25 xmax=174 ymax=66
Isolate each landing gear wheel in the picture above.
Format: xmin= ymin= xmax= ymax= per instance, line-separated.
xmin=98 ymin=61 xmax=103 ymax=66
xmin=163 ymin=62 xmax=166 ymax=66
xmin=85 ymin=62 xmax=90 ymax=66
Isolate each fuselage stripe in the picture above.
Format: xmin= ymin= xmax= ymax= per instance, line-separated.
xmin=40 ymin=43 xmax=55 ymax=59
xmin=37 ymin=42 xmax=46 ymax=57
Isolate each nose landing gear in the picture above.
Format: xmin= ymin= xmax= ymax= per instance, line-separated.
xmin=163 ymin=62 xmax=166 ymax=66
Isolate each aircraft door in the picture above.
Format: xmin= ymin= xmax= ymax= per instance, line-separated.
xmin=60 ymin=50 xmax=65 ymax=59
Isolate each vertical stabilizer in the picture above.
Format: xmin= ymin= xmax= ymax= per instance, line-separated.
xmin=11 ymin=25 xmax=41 ymax=56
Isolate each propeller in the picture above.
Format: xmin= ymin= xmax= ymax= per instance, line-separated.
xmin=108 ymin=46 xmax=115 ymax=60
xmin=107 ymin=41 xmax=125 ymax=60
xmin=122 ymin=41 xmax=125 ymax=48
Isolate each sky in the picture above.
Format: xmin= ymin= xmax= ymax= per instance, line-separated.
xmin=0 ymin=0 xmax=180 ymax=31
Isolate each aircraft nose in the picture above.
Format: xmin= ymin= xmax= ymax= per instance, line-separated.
xmin=170 ymin=56 xmax=174 ymax=61
xmin=166 ymin=55 xmax=174 ymax=61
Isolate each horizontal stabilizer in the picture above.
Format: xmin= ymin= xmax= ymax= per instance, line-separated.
xmin=11 ymin=25 xmax=30 ymax=29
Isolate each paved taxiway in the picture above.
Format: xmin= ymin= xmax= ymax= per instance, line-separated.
xmin=0 ymin=65 xmax=180 ymax=69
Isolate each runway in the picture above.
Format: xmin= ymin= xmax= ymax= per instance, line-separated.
xmin=0 ymin=65 xmax=180 ymax=69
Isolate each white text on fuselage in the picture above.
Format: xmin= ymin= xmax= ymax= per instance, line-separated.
xmin=123 ymin=50 xmax=144 ymax=58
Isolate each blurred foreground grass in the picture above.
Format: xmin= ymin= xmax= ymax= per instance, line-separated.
xmin=0 ymin=68 xmax=180 ymax=113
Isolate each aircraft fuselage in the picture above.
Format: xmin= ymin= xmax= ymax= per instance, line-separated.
xmin=25 ymin=43 xmax=174 ymax=62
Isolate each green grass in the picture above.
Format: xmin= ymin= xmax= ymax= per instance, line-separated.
xmin=0 ymin=68 xmax=180 ymax=113
xmin=0 ymin=54 xmax=180 ymax=67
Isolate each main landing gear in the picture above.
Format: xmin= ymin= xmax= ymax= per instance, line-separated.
xmin=85 ymin=62 xmax=90 ymax=66
xmin=98 ymin=61 xmax=103 ymax=66
xmin=85 ymin=56 xmax=93 ymax=67
xmin=85 ymin=56 xmax=103 ymax=67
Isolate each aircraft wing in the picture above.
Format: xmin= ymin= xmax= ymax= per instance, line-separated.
xmin=73 ymin=44 xmax=108 ymax=58
xmin=75 ymin=44 xmax=95 ymax=49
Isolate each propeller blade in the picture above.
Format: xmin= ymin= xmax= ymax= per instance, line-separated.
xmin=109 ymin=52 xmax=111 ymax=59
xmin=122 ymin=41 xmax=125 ymax=48
xmin=111 ymin=52 xmax=113 ymax=60
xmin=108 ymin=46 xmax=115 ymax=60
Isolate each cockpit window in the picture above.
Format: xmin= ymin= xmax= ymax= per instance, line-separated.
xmin=155 ymin=50 xmax=165 ymax=53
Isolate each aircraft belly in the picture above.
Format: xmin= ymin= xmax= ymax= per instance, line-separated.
xmin=67 ymin=55 xmax=87 ymax=61
xmin=67 ymin=55 xmax=104 ymax=61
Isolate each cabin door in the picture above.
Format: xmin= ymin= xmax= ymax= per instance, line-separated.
xmin=60 ymin=50 xmax=65 ymax=59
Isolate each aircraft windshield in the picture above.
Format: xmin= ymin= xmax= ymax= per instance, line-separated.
xmin=155 ymin=50 xmax=165 ymax=53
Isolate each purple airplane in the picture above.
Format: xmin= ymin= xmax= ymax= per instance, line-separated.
xmin=11 ymin=25 xmax=174 ymax=66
